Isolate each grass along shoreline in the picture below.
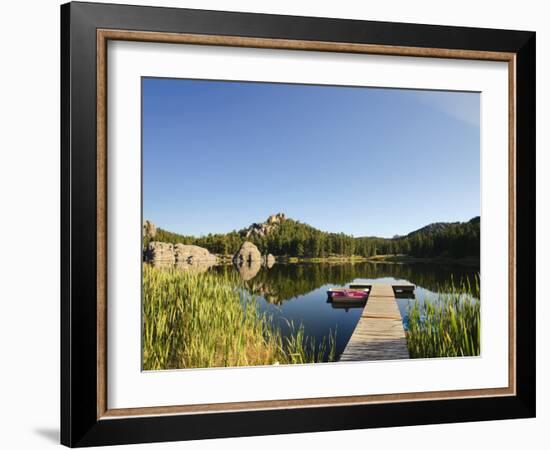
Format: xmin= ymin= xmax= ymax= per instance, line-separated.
xmin=143 ymin=264 xmax=480 ymax=367
xmin=142 ymin=265 xmax=335 ymax=370
xmin=406 ymin=277 xmax=480 ymax=358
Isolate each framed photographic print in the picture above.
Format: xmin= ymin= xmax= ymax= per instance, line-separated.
xmin=60 ymin=1 xmax=536 ymax=447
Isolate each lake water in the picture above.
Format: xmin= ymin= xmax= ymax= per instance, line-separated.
xmin=213 ymin=261 xmax=479 ymax=361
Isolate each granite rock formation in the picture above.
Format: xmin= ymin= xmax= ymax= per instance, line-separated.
xmin=145 ymin=241 xmax=217 ymax=270
xmin=143 ymin=220 xmax=157 ymax=239
xmin=245 ymin=213 xmax=286 ymax=239
xmin=232 ymin=241 xmax=262 ymax=265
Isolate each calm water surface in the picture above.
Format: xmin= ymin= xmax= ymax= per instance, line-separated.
xmin=213 ymin=262 xmax=479 ymax=361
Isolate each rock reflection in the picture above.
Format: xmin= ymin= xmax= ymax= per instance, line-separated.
xmin=234 ymin=259 xmax=262 ymax=281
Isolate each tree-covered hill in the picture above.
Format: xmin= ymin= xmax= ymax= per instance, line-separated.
xmin=404 ymin=216 xmax=480 ymax=258
xmin=146 ymin=214 xmax=480 ymax=259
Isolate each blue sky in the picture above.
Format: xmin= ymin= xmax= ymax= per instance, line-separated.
xmin=142 ymin=78 xmax=479 ymax=238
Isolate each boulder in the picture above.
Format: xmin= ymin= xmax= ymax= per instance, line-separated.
xmin=145 ymin=242 xmax=218 ymax=270
xmin=174 ymin=244 xmax=217 ymax=264
xmin=145 ymin=241 xmax=174 ymax=266
xmin=233 ymin=241 xmax=262 ymax=265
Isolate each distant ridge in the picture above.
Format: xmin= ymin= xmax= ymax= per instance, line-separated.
xmin=147 ymin=213 xmax=480 ymax=259
xmin=407 ymin=216 xmax=480 ymax=238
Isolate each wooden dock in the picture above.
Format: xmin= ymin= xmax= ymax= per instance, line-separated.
xmin=339 ymin=284 xmax=412 ymax=362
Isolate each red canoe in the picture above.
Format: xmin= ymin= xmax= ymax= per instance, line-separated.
xmin=327 ymin=288 xmax=369 ymax=301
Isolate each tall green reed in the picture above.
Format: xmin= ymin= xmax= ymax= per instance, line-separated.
xmin=142 ymin=265 xmax=336 ymax=370
xmin=406 ymin=276 xmax=480 ymax=358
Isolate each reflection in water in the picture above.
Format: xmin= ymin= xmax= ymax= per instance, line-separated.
xmin=213 ymin=261 xmax=478 ymax=304
xmin=394 ymin=290 xmax=416 ymax=299
xmin=149 ymin=260 xmax=479 ymax=362
xmin=328 ymin=298 xmax=366 ymax=311
xmin=150 ymin=259 xmax=217 ymax=273
xmin=211 ymin=261 xmax=479 ymax=361
xmin=234 ymin=259 xmax=262 ymax=281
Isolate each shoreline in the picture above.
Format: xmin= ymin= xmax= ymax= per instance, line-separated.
xmin=212 ymin=254 xmax=480 ymax=267
xmin=362 ymin=254 xmax=480 ymax=267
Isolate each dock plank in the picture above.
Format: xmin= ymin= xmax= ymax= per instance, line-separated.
xmin=339 ymin=284 xmax=410 ymax=362
xmin=369 ymin=284 xmax=395 ymax=297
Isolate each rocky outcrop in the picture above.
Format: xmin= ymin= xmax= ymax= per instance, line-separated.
xmin=267 ymin=213 xmax=286 ymax=225
xmin=233 ymin=242 xmax=262 ymax=281
xmin=174 ymin=244 xmax=217 ymax=265
xmin=145 ymin=242 xmax=217 ymax=270
xmin=245 ymin=213 xmax=286 ymax=238
xmin=233 ymin=241 xmax=262 ymax=265
xmin=232 ymin=243 xmax=276 ymax=280
xmin=145 ymin=242 xmax=175 ymax=266
xmin=143 ymin=220 xmax=157 ymax=239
